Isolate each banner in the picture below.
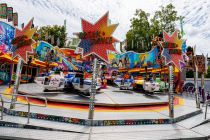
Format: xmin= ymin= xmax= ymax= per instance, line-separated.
xmin=0 ymin=21 xmax=15 ymax=53
xmin=35 ymin=41 xmax=54 ymax=61
xmin=7 ymin=7 xmax=13 ymax=22
xmin=108 ymin=47 xmax=160 ymax=69
xmin=195 ymin=55 xmax=205 ymax=73
xmin=12 ymin=12 xmax=18 ymax=26
xmin=35 ymin=41 xmax=60 ymax=62
xmin=0 ymin=3 xmax=7 ymax=19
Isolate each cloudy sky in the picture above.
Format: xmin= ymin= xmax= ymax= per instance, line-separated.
xmin=1 ymin=0 xmax=210 ymax=54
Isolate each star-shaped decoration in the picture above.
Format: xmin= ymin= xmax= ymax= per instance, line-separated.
xmin=163 ymin=31 xmax=183 ymax=49
xmin=182 ymin=40 xmax=187 ymax=53
xmin=162 ymin=31 xmax=185 ymax=71
xmin=162 ymin=48 xmax=171 ymax=63
xmin=79 ymin=40 xmax=91 ymax=54
xmin=77 ymin=12 xmax=119 ymax=63
xmin=13 ymin=18 xmax=37 ymax=63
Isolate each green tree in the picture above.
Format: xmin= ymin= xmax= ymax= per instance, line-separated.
xmin=126 ymin=9 xmax=151 ymax=53
xmin=150 ymin=16 xmax=161 ymax=38
xmin=154 ymin=3 xmax=180 ymax=33
xmin=205 ymin=66 xmax=210 ymax=78
xmin=35 ymin=25 xmax=67 ymax=48
xmin=126 ymin=3 xmax=181 ymax=53
xmin=186 ymin=70 xmax=194 ymax=78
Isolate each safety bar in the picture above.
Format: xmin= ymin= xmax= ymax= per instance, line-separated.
xmin=0 ymin=93 xmax=48 ymax=107
xmin=0 ymin=93 xmax=48 ymax=124
xmin=0 ymin=94 xmax=3 ymax=120
xmin=204 ymin=99 xmax=210 ymax=119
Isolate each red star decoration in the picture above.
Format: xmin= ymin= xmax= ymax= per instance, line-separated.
xmin=13 ymin=18 xmax=36 ymax=63
xmin=162 ymin=31 xmax=185 ymax=71
xmin=163 ymin=31 xmax=178 ymax=43
xmin=78 ymin=12 xmax=118 ymax=63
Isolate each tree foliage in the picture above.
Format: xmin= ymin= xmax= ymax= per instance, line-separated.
xmin=205 ymin=66 xmax=210 ymax=78
xmin=154 ymin=4 xmax=180 ymax=33
xmin=186 ymin=70 xmax=194 ymax=78
xmin=126 ymin=3 xmax=181 ymax=53
xmin=126 ymin=9 xmax=151 ymax=52
xmin=35 ymin=25 xmax=67 ymax=48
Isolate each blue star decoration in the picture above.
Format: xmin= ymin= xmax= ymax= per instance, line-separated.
xmin=78 ymin=39 xmax=91 ymax=55
xmin=182 ymin=40 xmax=187 ymax=53
xmin=162 ymin=48 xmax=171 ymax=64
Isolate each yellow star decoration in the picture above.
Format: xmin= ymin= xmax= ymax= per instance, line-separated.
xmin=100 ymin=24 xmax=118 ymax=37
xmin=16 ymin=18 xmax=37 ymax=39
xmin=175 ymin=37 xmax=183 ymax=49
xmin=163 ymin=31 xmax=183 ymax=49
xmin=13 ymin=18 xmax=37 ymax=63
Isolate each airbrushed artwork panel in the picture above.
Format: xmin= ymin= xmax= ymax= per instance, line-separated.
xmin=0 ymin=21 xmax=15 ymax=53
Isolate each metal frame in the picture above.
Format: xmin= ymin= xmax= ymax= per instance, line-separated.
xmin=186 ymin=86 xmax=195 ymax=95
xmin=168 ymin=65 xmax=174 ymax=118
xmin=88 ymin=58 xmax=98 ymax=125
xmin=0 ymin=95 xmax=3 ymax=120
xmin=204 ymin=99 xmax=210 ymax=119
xmin=0 ymin=93 xmax=47 ymax=124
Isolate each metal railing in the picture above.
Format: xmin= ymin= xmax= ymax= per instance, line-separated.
xmin=204 ymin=99 xmax=210 ymax=119
xmin=0 ymin=93 xmax=47 ymax=124
xmin=0 ymin=95 xmax=3 ymax=121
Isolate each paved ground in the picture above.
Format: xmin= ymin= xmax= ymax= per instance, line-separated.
xmin=0 ymin=85 xmax=7 ymax=93
xmin=185 ymin=79 xmax=210 ymax=91
xmin=0 ymin=83 xmax=210 ymax=139
xmin=18 ymin=83 xmax=168 ymax=106
xmin=0 ymin=112 xmax=210 ymax=140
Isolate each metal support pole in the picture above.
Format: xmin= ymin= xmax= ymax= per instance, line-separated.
xmin=194 ymin=65 xmax=200 ymax=108
xmin=10 ymin=58 xmax=23 ymax=109
xmin=25 ymin=96 xmax=30 ymax=124
xmin=168 ymin=65 xmax=174 ymax=118
xmin=27 ymin=103 xmax=30 ymax=124
xmin=0 ymin=95 xmax=4 ymax=120
xmin=201 ymin=73 xmax=205 ymax=104
xmin=88 ymin=58 xmax=98 ymax=125
xmin=205 ymin=102 xmax=208 ymax=119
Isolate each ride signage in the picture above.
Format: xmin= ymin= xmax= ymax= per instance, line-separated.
xmin=0 ymin=3 xmax=18 ymax=26
xmin=6 ymin=7 xmax=13 ymax=22
xmin=0 ymin=3 xmax=7 ymax=19
xmin=163 ymin=42 xmax=182 ymax=55
xmin=78 ymin=31 xmax=113 ymax=45
xmin=12 ymin=12 xmax=18 ymax=26
xmin=195 ymin=55 xmax=206 ymax=73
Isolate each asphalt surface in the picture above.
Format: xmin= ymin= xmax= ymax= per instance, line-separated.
xmin=185 ymin=79 xmax=210 ymax=91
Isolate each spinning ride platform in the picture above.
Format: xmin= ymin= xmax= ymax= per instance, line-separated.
xmin=1 ymin=85 xmax=202 ymax=126
xmin=17 ymin=84 xmax=169 ymax=107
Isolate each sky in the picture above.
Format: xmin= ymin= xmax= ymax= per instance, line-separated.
xmin=1 ymin=0 xmax=210 ymax=54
